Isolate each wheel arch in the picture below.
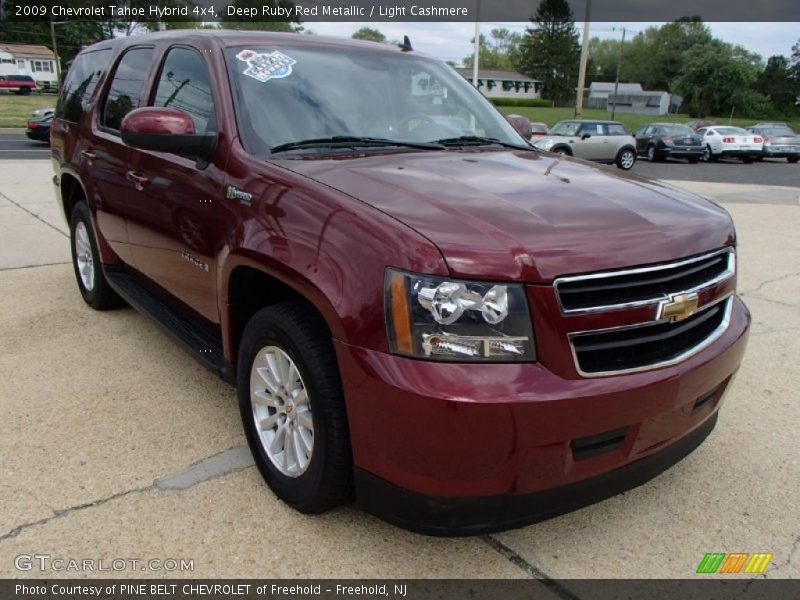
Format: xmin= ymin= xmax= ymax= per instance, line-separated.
xmin=551 ymin=144 xmax=573 ymax=156
xmin=220 ymin=256 xmax=345 ymax=365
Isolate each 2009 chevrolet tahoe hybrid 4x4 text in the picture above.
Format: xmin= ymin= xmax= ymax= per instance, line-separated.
xmin=51 ymin=31 xmax=750 ymax=535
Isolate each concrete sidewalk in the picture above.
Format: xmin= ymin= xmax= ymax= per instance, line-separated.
xmin=0 ymin=160 xmax=798 ymax=581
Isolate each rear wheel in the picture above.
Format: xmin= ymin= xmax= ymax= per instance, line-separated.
xmin=646 ymin=145 xmax=661 ymax=162
xmin=616 ymin=148 xmax=636 ymax=170
xmin=702 ymin=145 xmax=717 ymax=162
xmin=687 ymin=157 xmax=699 ymax=164
xmin=18 ymin=86 xmax=31 ymax=96
xmin=788 ymin=157 xmax=799 ymax=164
xmin=741 ymin=156 xmax=754 ymax=164
xmin=238 ymin=303 xmax=352 ymax=513
xmin=69 ymin=202 xmax=123 ymax=310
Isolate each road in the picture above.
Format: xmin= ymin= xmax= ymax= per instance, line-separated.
xmin=1 ymin=131 xmax=798 ymax=187
xmin=0 ymin=132 xmax=49 ymax=159
xmin=0 ymin=160 xmax=798 ymax=582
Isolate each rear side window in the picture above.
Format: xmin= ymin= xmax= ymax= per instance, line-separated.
xmin=152 ymin=47 xmax=215 ymax=133
xmin=102 ymin=47 xmax=154 ymax=131
xmin=607 ymin=124 xmax=627 ymax=135
xmin=9 ymin=75 xmax=34 ymax=82
xmin=56 ymin=49 xmax=112 ymax=123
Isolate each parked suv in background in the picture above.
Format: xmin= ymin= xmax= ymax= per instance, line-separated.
xmin=532 ymin=120 xmax=637 ymax=169
xmin=51 ymin=31 xmax=750 ymax=535
xmin=0 ymin=74 xmax=37 ymax=95
xmin=634 ymin=123 xmax=703 ymax=163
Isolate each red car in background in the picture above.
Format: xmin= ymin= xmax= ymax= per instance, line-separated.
xmin=50 ymin=30 xmax=750 ymax=535
xmin=0 ymin=74 xmax=38 ymax=95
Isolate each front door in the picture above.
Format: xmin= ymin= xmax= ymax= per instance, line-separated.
xmin=125 ymin=45 xmax=228 ymax=324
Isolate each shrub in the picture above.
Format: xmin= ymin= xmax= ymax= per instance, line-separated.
xmin=489 ymin=98 xmax=554 ymax=108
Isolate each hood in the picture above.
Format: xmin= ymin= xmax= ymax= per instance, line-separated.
xmin=276 ymin=150 xmax=735 ymax=282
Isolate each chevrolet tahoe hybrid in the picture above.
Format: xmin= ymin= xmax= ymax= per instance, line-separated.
xmin=51 ymin=31 xmax=750 ymax=535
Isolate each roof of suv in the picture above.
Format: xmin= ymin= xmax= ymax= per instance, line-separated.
xmin=83 ymin=29 xmax=418 ymax=56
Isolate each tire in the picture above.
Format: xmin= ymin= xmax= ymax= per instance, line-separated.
xmin=702 ymin=145 xmax=717 ymax=162
xmin=19 ymin=86 xmax=31 ymax=96
xmin=238 ymin=303 xmax=352 ymax=513
xmin=616 ymin=148 xmax=636 ymax=170
xmin=646 ymin=145 xmax=661 ymax=162
xmin=755 ymin=156 xmax=764 ymax=162
xmin=552 ymin=146 xmax=571 ymax=157
xmin=687 ymin=157 xmax=699 ymax=164
xmin=741 ymin=156 xmax=753 ymax=164
xmin=788 ymin=157 xmax=799 ymax=164
xmin=69 ymin=202 xmax=123 ymax=310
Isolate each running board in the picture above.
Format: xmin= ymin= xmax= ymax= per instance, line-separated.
xmin=105 ymin=269 xmax=235 ymax=384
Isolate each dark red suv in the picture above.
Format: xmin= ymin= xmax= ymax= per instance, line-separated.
xmin=51 ymin=30 xmax=750 ymax=535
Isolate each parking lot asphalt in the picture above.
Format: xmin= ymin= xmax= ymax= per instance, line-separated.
xmin=0 ymin=160 xmax=798 ymax=582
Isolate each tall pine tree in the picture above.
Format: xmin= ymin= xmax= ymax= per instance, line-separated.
xmin=518 ymin=0 xmax=580 ymax=106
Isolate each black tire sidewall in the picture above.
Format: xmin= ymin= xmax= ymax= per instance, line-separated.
xmin=69 ymin=203 xmax=101 ymax=305
xmin=237 ymin=306 xmax=349 ymax=512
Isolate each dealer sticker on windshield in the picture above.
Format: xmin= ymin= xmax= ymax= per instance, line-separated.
xmin=236 ymin=49 xmax=296 ymax=83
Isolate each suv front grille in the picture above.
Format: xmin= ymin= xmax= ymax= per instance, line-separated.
xmin=570 ymin=297 xmax=731 ymax=375
xmin=555 ymin=248 xmax=734 ymax=313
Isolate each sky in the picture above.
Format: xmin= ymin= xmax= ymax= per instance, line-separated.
xmin=303 ymin=21 xmax=799 ymax=66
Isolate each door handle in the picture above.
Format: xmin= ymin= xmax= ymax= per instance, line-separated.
xmin=126 ymin=171 xmax=150 ymax=190
xmin=81 ymin=149 xmax=97 ymax=163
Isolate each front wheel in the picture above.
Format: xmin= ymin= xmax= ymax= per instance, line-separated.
xmin=616 ymin=148 xmax=636 ymax=170
xmin=238 ymin=303 xmax=352 ymax=513
xmin=69 ymin=202 xmax=123 ymax=310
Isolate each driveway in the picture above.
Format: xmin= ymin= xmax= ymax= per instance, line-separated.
xmin=0 ymin=160 xmax=798 ymax=581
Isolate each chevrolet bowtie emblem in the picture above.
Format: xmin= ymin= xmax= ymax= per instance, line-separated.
xmin=659 ymin=293 xmax=700 ymax=322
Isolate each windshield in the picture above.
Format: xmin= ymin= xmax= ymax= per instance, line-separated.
xmin=224 ymin=45 xmax=524 ymax=155
xmin=659 ymin=125 xmax=694 ymax=136
xmin=549 ymin=121 xmax=581 ymax=136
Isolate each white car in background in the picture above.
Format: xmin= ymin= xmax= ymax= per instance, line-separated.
xmin=696 ymin=126 xmax=763 ymax=163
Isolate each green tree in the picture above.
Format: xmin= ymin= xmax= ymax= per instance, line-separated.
xmin=462 ymin=30 xmax=523 ymax=71
xmin=588 ymin=37 xmax=622 ymax=82
xmin=622 ymin=19 xmax=712 ymax=90
xmin=517 ymin=0 xmax=580 ymax=105
xmin=672 ymin=40 xmax=767 ymax=117
xmin=351 ymin=27 xmax=386 ymax=43
xmin=756 ymin=55 xmax=796 ymax=115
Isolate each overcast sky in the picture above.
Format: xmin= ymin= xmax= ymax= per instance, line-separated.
xmin=304 ymin=21 xmax=798 ymax=66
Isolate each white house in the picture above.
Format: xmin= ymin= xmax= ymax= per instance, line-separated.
xmin=0 ymin=44 xmax=58 ymax=89
xmin=588 ymin=81 xmax=682 ymax=116
xmin=455 ymin=68 xmax=542 ymax=100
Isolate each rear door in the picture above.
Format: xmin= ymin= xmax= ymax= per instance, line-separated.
xmin=85 ymin=46 xmax=154 ymax=266
xmin=125 ymin=44 xmax=228 ymax=323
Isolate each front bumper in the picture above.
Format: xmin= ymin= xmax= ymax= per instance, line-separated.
xmin=335 ymin=296 xmax=750 ymax=535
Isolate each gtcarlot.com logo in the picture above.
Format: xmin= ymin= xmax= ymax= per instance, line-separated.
xmin=696 ymin=552 xmax=773 ymax=574
xmin=14 ymin=554 xmax=194 ymax=572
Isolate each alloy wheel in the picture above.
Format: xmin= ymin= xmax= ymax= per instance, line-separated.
xmin=250 ymin=346 xmax=314 ymax=478
xmin=74 ymin=221 xmax=95 ymax=291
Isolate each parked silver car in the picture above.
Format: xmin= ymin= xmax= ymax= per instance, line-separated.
xmin=746 ymin=126 xmax=800 ymax=163
xmin=532 ymin=120 xmax=637 ymax=170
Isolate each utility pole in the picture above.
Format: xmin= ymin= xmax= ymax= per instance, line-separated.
xmin=574 ymin=0 xmax=592 ymax=119
xmin=610 ymin=26 xmax=626 ymax=121
xmin=50 ymin=20 xmax=62 ymax=90
xmin=472 ymin=0 xmax=480 ymax=87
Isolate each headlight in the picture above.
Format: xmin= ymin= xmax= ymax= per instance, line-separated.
xmin=534 ymin=138 xmax=555 ymax=150
xmin=385 ymin=269 xmax=536 ymax=362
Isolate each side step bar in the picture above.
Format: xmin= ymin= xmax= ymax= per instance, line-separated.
xmin=105 ymin=269 xmax=235 ymax=384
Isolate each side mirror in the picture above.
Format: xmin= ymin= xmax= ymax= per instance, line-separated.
xmin=506 ymin=114 xmax=533 ymax=140
xmin=121 ymin=107 xmax=217 ymax=161
xmin=581 ymin=133 xmax=592 ymax=140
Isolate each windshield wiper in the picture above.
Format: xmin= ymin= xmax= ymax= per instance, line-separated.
xmin=270 ymin=136 xmax=445 ymax=154
xmin=433 ymin=136 xmax=533 ymax=150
